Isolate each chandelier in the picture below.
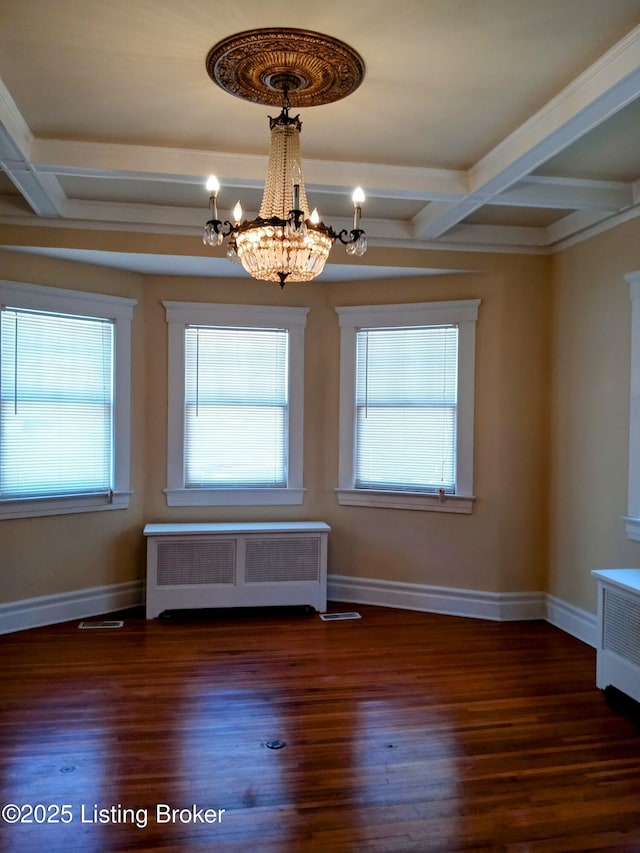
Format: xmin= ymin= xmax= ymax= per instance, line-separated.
xmin=202 ymin=29 xmax=368 ymax=287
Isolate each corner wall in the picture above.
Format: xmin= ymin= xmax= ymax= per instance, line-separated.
xmin=549 ymin=218 xmax=640 ymax=612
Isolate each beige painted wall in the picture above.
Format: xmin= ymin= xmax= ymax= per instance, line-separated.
xmin=6 ymin=214 xmax=640 ymax=618
xmin=0 ymin=234 xmax=551 ymax=606
xmin=0 ymin=248 xmax=147 ymax=602
xmin=549 ymin=218 xmax=640 ymax=612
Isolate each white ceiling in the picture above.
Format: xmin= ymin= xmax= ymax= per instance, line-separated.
xmin=1 ymin=0 xmax=640 ymax=280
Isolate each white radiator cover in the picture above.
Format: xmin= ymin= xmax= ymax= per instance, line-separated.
xmin=592 ymin=569 xmax=640 ymax=703
xmin=144 ymin=522 xmax=329 ymax=618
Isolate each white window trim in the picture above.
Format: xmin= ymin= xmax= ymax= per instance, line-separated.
xmin=164 ymin=301 xmax=308 ymax=507
xmin=625 ymin=271 xmax=640 ymax=541
xmin=335 ymin=299 xmax=480 ymax=513
xmin=0 ymin=279 xmax=136 ymax=520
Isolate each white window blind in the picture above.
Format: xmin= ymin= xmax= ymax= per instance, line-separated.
xmin=0 ymin=306 xmax=114 ymax=500
xmin=184 ymin=325 xmax=289 ymax=488
xmin=354 ymin=325 xmax=458 ymax=493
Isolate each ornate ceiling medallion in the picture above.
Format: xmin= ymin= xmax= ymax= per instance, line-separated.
xmin=205 ymin=28 xmax=365 ymax=107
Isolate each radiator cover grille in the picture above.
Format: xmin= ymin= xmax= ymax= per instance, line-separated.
xmin=603 ymin=587 xmax=640 ymax=667
xmin=156 ymin=539 xmax=236 ymax=585
xmin=245 ymin=537 xmax=320 ymax=583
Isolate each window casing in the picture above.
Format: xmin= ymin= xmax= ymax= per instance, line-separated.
xmin=336 ymin=300 xmax=480 ymax=513
xmin=0 ymin=280 xmax=135 ymax=520
xmin=625 ymin=271 xmax=640 ymax=541
xmin=164 ymin=302 xmax=308 ymax=506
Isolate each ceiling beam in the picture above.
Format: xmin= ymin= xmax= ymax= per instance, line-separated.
xmin=31 ymin=138 xmax=469 ymax=202
xmin=0 ymin=78 xmax=32 ymax=162
xmin=414 ymin=24 xmax=640 ymax=240
xmin=545 ymin=209 xmax=623 ymax=246
xmin=491 ymin=175 xmax=633 ymax=212
xmin=0 ymin=163 xmax=65 ymax=217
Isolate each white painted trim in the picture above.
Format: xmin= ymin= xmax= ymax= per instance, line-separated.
xmin=326 ymin=575 xmax=598 ymax=644
xmin=327 ymin=574 xmax=545 ymax=622
xmin=625 ymin=272 xmax=640 ymax=540
xmin=335 ymin=299 xmax=480 ymax=328
xmin=164 ymin=302 xmax=307 ymax=506
xmin=550 ymin=202 xmax=640 ymax=253
xmin=0 ymin=490 xmax=131 ymax=519
xmin=342 ymin=236 xmax=551 ymax=256
xmin=415 ymin=25 xmax=640 ymax=241
xmin=144 ymin=521 xmax=330 ymax=535
xmin=163 ymin=301 xmax=309 ymax=328
xmin=469 ymin=27 xmax=640 ymax=200
xmin=335 ymin=489 xmax=474 ymax=513
xmin=0 ymin=77 xmax=34 ymax=160
xmin=165 ymin=487 xmax=305 ymax=507
xmin=0 ymin=575 xmax=598 ymax=651
xmin=546 ymin=210 xmax=612 ymax=246
xmin=0 ymin=581 xmax=144 ymax=635
xmin=3 ymin=166 xmax=65 ymax=217
xmin=495 ymin=175 xmax=633 ymax=212
xmin=624 ymin=516 xmax=640 ymax=542
xmin=0 ymin=281 xmax=136 ymax=519
xmin=31 ymin=137 xmax=469 ymax=201
xmin=0 ymin=278 xmax=137 ymax=317
xmin=1 ymin=197 xmax=633 ymax=257
xmin=335 ymin=299 xmax=479 ymax=505
xmin=545 ymin=594 xmax=598 ymax=648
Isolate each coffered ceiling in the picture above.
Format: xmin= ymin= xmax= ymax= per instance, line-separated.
xmin=1 ymin=0 xmax=640 ymax=279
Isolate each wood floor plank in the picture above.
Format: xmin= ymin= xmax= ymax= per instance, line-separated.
xmin=1 ymin=604 xmax=640 ymax=852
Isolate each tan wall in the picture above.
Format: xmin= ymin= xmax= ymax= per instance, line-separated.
xmin=549 ymin=218 xmax=640 ymax=612
xmin=6 ymin=214 xmax=640 ymax=618
xmin=0 ymin=249 xmax=147 ymax=602
xmin=141 ymin=264 xmax=550 ymax=593
xmin=0 ymin=237 xmax=551 ymax=606
xmin=323 ymin=270 xmax=551 ymax=593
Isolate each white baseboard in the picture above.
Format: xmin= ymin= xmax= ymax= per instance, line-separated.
xmin=0 ymin=575 xmax=597 ymax=649
xmin=0 ymin=580 xmax=144 ymax=635
xmin=328 ymin=574 xmax=546 ymax=622
xmin=545 ymin=594 xmax=597 ymax=648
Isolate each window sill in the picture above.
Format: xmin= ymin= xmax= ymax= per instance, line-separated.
xmin=624 ymin=516 xmax=640 ymax=542
xmin=336 ymin=489 xmax=474 ymax=514
xmin=0 ymin=491 xmax=131 ymax=520
xmin=165 ymin=487 xmax=305 ymax=507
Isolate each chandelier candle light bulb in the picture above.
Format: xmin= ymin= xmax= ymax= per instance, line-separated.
xmin=206 ymin=175 xmax=220 ymax=220
xmin=352 ymin=187 xmax=365 ymax=230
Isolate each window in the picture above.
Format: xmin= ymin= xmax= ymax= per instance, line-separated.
xmin=164 ymin=301 xmax=308 ymax=506
xmin=0 ymin=280 xmax=136 ymax=519
xmin=336 ymin=300 xmax=480 ymax=513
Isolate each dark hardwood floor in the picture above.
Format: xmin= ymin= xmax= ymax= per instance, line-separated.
xmin=1 ymin=603 xmax=640 ymax=852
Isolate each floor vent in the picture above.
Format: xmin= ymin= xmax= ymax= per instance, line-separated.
xmin=320 ymin=612 xmax=362 ymax=621
xmin=78 ymin=620 xmax=124 ymax=629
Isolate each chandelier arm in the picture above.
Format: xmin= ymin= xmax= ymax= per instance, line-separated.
xmin=329 ymin=227 xmax=366 ymax=245
xmin=206 ymin=219 xmax=238 ymax=238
